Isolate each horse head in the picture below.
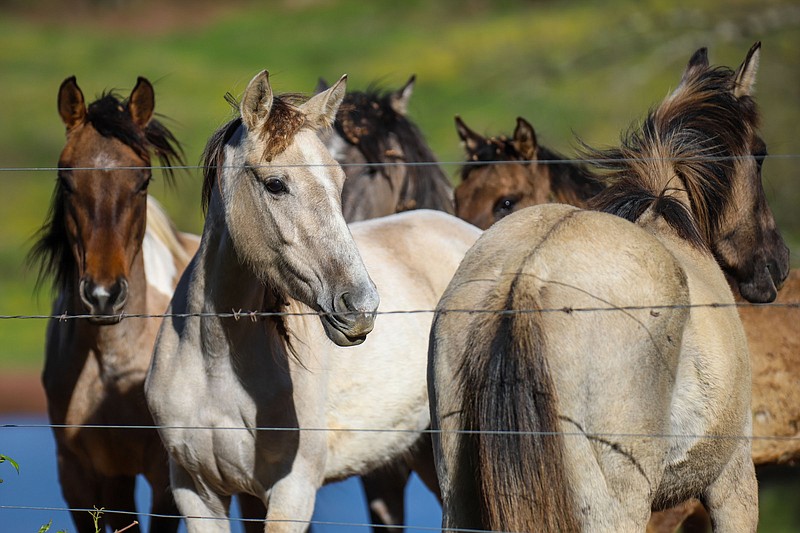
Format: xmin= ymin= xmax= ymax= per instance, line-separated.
xmin=317 ymin=75 xmax=453 ymax=221
xmin=203 ymin=71 xmax=379 ymax=346
xmin=454 ymin=116 xmax=551 ymax=229
xmin=454 ymin=116 xmax=600 ymax=230
xmin=589 ymin=42 xmax=789 ymax=303
xmin=31 ymin=76 xmax=182 ymax=324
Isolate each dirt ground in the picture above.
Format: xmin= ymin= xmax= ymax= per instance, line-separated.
xmin=0 ymin=371 xmax=46 ymax=415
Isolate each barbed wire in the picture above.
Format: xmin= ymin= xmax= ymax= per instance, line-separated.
xmin=2 ymin=421 xmax=798 ymax=443
xmin=0 ymin=299 xmax=798 ymax=322
xmin=0 ymin=153 xmax=799 ymax=173
xmin=0 ymin=505 xmax=477 ymax=532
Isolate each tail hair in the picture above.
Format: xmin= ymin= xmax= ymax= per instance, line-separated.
xmin=459 ymin=277 xmax=579 ymax=532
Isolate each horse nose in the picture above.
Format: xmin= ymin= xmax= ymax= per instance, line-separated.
xmin=79 ymin=277 xmax=129 ymax=319
xmin=336 ymin=288 xmax=379 ymax=334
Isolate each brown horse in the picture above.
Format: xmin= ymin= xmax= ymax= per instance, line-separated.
xmin=454 ymin=115 xmax=602 ymax=229
xmin=430 ymin=42 xmax=788 ymax=532
xmin=29 ymin=77 xmax=198 ymax=533
xmin=318 ymin=75 xmax=454 ymax=222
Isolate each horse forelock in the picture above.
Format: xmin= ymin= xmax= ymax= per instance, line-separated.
xmin=588 ymin=64 xmax=759 ymax=249
xmin=201 ymin=95 xmax=309 ymax=213
xmin=84 ymin=93 xmax=184 ymax=182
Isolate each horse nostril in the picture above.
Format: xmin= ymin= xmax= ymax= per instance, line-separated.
xmin=79 ymin=277 xmax=128 ymax=315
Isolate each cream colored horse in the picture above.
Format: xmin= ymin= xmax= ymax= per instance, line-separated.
xmin=430 ymin=43 xmax=783 ymax=532
xmin=144 ymin=71 xmax=480 ymax=532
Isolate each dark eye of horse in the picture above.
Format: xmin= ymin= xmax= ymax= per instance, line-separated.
xmin=58 ymin=173 xmax=75 ymax=194
xmin=264 ymin=177 xmax=288 ymax=195
xmin=137 ymin=176 xmax=152 ymax=194
xmin=493 ymin=196 xmax=519 ymax=218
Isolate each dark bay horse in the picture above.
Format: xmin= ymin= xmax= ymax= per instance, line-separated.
xmin=318 ymin=75 xmax=454 ymax=222
xmin=454 ymin=114 xmax=602 ymax=229
xmin=29 ymin=77 xmax=199 ymax=532
xmin=145 ymin=71 xmax=480 ymax=533
xmin=430 ymin=42 xmax=788 ymax=532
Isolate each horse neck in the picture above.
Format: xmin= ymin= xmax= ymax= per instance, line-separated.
xmin=190 ymin=199 xmax=290 ymax=363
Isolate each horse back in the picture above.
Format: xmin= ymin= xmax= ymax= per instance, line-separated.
xmin=431 ymin=203 xmax=692 ymax=531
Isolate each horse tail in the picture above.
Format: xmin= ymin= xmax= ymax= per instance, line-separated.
xmin=459 ymin=274 xmax=579 ymax=532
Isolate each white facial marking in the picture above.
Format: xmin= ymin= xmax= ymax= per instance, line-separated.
xmin=92 ymin=153 xmax=121 ymax=170
xmin=143 ymin=230 xmax=177 ymax=297
xmin=92 ymin=286 xmax=110 ymax=298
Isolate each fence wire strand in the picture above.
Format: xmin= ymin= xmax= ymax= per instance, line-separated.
xmin=0 ymin=153 xmax=799 ymax=173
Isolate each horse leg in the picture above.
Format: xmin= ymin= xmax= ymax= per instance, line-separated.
xmin=170 ymin=460 xmax=232 ymax=533
xmin=147 ymin=474 xmax=181 ymax=533
xmin=100 ymin=475 xmax=140 ymax=532
xmin=701 ymin=444 xmax=758 ymax=532
xmin=262 ymin=463 xmax=320 ymax=533
xmin=236 ymin=493 xmax=267 ymax=533
xmin=407 ymin=431 xmax=441 ymax=501
xmin=360 ymin=461 xmax=410 ymax=532
xmin=55 ymin=447 xmax=104 ymax=533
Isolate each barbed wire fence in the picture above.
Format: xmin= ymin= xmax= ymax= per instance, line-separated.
xmin=1 ymin=155 xmax=799 ymax=531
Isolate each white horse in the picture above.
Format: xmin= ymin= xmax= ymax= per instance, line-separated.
xmin=144 ymin=71 xmax=481 ymax=532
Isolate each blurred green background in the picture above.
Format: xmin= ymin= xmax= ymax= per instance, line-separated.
xmin=0 ymin=0 xmax=798 ymax=530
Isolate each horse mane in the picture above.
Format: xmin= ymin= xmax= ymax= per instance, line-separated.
xmin=459 ymin=135 xmax=602 ymax=202
xmin=587 ymin=64 xmax=759 ymax=249
xmin=335 ymin=86 xmax=453 ymax=212
xmin=28 ymin=91 xmax=184 ymax=293
xmin=201 ymin=94 xmax=307 ymax=213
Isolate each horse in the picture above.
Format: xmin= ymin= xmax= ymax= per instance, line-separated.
xmin=144 ymin=71 xmax=481 ymax=533
xmin=429 ymin=42 xmax=789 ymax=532
xmin=317 ymin=75 xmax=454 ymax=222
xmin=452 ymin=55 xmax=798 ymax=533
xmin=316 ymin=75 xmax=456 ymax=531
xmin=29 ymin=76 xmax=199 ymax=533
xmin=454 ymin=114 xmax=602 ymax=229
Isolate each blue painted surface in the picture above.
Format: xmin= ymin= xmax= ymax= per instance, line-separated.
xmin=0 ymin=416 xmax=441 ymax=532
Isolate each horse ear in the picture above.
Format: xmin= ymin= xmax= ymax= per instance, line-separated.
xmin=314 ymin=77 xmax=330 ymax=95
xmin=513 ymin=116 xmax=538 ymax=161
xmin=733 ymin=41 xmax=760 ymax=98
xmin=241 ymin=70 xmax=274 ymax=132
xmin=676 ymin=47 xmax=709 ymax=88
xmin=128 ymin=77 xmax=155 ymax=128
xmin=389 ymin=74 xmax=416 ymax=116
xmin=455 ymin=115 xmax=485 ymax=157
xmin=58 ymin=76 xmax=86 ymax=132
xmin=300 ymin=74 xmax=347 ymax=130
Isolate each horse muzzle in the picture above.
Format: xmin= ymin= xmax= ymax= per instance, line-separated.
xmin=320 ymin=289 xmax=379 ymax=347
xmin=79 ymin=277 xmax=129 ymax=324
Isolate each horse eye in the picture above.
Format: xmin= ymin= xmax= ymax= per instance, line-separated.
xmin=137 ymin=177 xmax=152 ymax=194
xmin=264 ymin=177 xmax=287 ymax=195
xmin=493 ymin=196 xmax=518 ymax=218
